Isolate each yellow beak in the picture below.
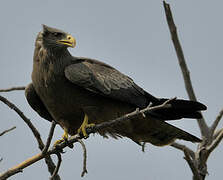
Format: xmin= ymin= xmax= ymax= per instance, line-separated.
xmin=57 ymin=35 xmax=76 ymax=48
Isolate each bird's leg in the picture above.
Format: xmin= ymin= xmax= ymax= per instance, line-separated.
xmin=78 ymin=114 xmax=95 ymax=138
xmin=54 ymin=128 xmax=69 ymax=146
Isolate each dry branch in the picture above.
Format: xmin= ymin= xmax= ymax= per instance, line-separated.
xmin=207 ymin=129 xmax=223 ymax=156
xmin=0 ymin=95 xmax=61 ymax=180
xmin=163 ymin=1 xmax=209 ymax=137
xmin=0 ymin=95 xmax=44 ymax=149
xmin=0 ymin=86 xmax=25 ymax=92
xmin=78 ymin=139 xmax=88 ymax=177
xmin=210 ymin=109 xmax=223 ymax=135
xmin=42 ymin=121 xmax=57 ymax=154
xmin=44 ymin=156 xmax=61 ymax=180
xmin=162 ymin=1 xmax=217 ymax=179
xmin=0 ymin=126 xmax=16 ymax=137
xmin=213 ymin=128 xmax=223 ymax=139
xmin=93 ymin=97 xmax=174 ymax=132
xmin=0 ymin=98 xmax=174 ymax=179
xmin=171 ymin=142 xmax=195 ymax=159
xmin=50 ymin=153 xmax=62 ymax=180
xmin=141 ymin=142 xmax=146 ymax=152
xmin=183 ymin=149 xmax=201 ymax=180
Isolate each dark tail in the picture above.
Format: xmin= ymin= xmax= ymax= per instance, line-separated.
xmin=150 ymin=98 xmax=207 ymax=120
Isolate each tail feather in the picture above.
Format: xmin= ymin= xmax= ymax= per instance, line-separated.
xmin=146 ymin=123 xmax=202 ymax=146
xmin=137 ymin=119 xmax=202 ymax=146
xmin=150 ymin=98 xmax=207 ymax=120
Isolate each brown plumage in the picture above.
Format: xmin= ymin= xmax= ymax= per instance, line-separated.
xmin=25 ymin=25 xmax=207 ymax=146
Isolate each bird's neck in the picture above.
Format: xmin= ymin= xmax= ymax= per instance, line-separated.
xmin=47 ymin=47 xmax=71 ymax=60
xmin=33 ymin=42 xmax=73 ymax=74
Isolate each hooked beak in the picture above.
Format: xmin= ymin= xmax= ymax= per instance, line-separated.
xmin=57 ymin=34 xmax=76 ymax=48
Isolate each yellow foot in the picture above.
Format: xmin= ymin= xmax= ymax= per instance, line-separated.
xmin=77 ymin=114 xmax=95 ymax=137
xmin=54 ymin=130 xmax=69 ymax=146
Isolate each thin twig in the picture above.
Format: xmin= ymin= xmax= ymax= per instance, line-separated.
xmin=78 ymin=139 xmax=88 ymax=177
xmin=210 ymin=109 xmax=223 ymax=135
xmin=94 ymin=97 xmax=174 ymax=132
xmin=0 ymin=99 xmax=174 ymax=179
xmin=0 ymin=95 xmax=60 ymax=179
xmin=163 ymin=1 xmax=209 ymax=137
xmin=163 ymin=1 xmax=196 ymax=101
xmin=183 ymin=149 xmax=201 ymax=180
xmin=171 ymin=142 xmax=195 ymax=159
xmin=213 ymin=128 xmax=223 ymax=139
xmin=50 ymin=153 xmax=62 ymax=180
xmin=141 ymin=142 xmax=146 ymax=152
xmin=44 ymin=156 xmax=61 ymax=180
xmin=207 ymin=129 xmax=223 ymax=156
xmin=42 ymin=121 xmax=57 ymax=154
xmin=0 ymin=86 xmax=26 ymax=92
xmin=0 ymin=126 xmax=16 ymax=136
xmin=42 ymin=122 xmax=59 ymax=180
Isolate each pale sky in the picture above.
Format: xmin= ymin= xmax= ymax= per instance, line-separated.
xmin=0 ymin=0 xmax=222 ymax=179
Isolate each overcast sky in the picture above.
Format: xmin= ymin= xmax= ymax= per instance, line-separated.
xmin=0 ymin=0 xmax=222 ymax=179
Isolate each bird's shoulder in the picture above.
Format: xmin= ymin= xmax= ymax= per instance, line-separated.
xmin=69 ymin=56 xmax=117 ymax=72
xmin=65 ymin=56 xmax=157 ymax=107
xmin=67 ymin=56 xmax=135 ymax=90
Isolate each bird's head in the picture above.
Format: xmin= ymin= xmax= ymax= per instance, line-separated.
xmin=40 ymin=24 xmax=76 ymax=49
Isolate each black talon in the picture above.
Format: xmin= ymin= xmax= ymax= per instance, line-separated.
xmin=64 ymin=138 xmax=74 ymax=148
xmin=55 ymin=144 xmax=65 ymax=153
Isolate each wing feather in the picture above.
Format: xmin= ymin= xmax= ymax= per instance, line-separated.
xmin=25 ymin=83 xmax=53 ymax=121
xmin=65 ymin=58 xmax=157 ymax=107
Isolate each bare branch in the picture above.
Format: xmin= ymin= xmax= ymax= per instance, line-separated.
xmin=0 ymin=95 xmax=44 ymax=149
xmin=0 ymin=152 xmax=44 ymax=179
xmin=163 ymin=1 xmax=196 ymax=101
xmin=0 ymin=158 xmax=3 ymax=163
xmin=183 ymin=149 xmax=201 ymax=180
xmin=42 ymin=121 xmax=57 ymax=154
xmin=210 ymin=109 xmax=223 ymax=135
xmin=163 ymin=1 xmax=209 ymax=137
xmin=171 ymin=142 xmax=195 ymax=159
xmin=50 ymin=153 xmax=62 ymax=180
xmin=78 ymin=139 xmax=88 ymax=177
xmin=0 ymin=126 xmax=16 ymax=137
xmin=213 ymin=128 xmax=223 ymax=139
xmin=0 ymin=134 xmax=80 ymax=180
xmin=0 ymin=98 xmax=174 ymax=179
xmin=0 ymin=95 xmax=60 ymax=179
xmin=0 ymin=86 xmax=25 ymax=92
xmin=0 ymin=169 xmax=23 ymax=180
xmin=141 ymin=142 xmax=146 ymax=152
xmin=207 ymin=129 xmax=223 ymax=156
xmin=93 ymin=97 xmax=174 ymax=132
xmin=44 ymin=156 xmax=61 ymax=180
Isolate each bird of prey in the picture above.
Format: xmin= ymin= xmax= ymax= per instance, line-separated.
xmin=25 ymin=25 xmax=206 ymax=146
